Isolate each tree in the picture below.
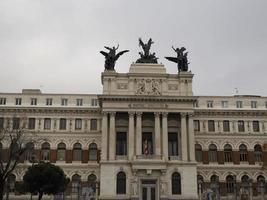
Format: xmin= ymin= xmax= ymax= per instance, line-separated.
xmin=0 ymin=128 xmax=37 ymax=200
xmin=23 ymin=162 xmax=70 ymax=200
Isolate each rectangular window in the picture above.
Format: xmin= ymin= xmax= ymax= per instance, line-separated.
xmin=193 ymin=101 xmax=199 ymax=108
xmin=76 ymin=99 xmax=83 ymax=106
xmin=168 ymin=133 xmax=178 ymax=156
xmin=15 ymin=98 xmax=22 ymax=105
xmin=90 ymin=119 xmax=97 ymax=130
xmin=91 ymin=99 xmax=98 ymax=107
xmin=193 ymin=120 xmax=200 ymax=131
xmin=0 ymin=98 xmax=6 ymax=105
xmin=142 ymin=132 xmax=153 ymax=155
xmin=59 ymin=118 xmax=67 ymax=130
xmin=31 ymin=98 xmax=37 ymax=105
xmin=46 ymin=98 xmax=52 ymax=106
xmin=28 ymin=118 xmax=36 ymax=130
xmin=208 ymin=120 xmax=215 ymax=132
xmin=13 ymin=117 xmax=20 ymax=129
xmin=61 ymin=98 xmax=68 ymax=106
xmin=265 ymin=101 xmax=267 ymax=108
xmin=236 ymin=101 xmax=243 ymax=108
xmin=253 ymin=121 xmax=259 ymax=132
xmin=116 ymin=132 xmax=127 ymax=155
xmin=75 ymin=119 xmax=82 ymax=130
xmin=223 ymin=120 xmax=230 ymax=132
xmin=221 ymin=101 xmax=228 ymax=108
xmin=0 ymin=118 xmax=4 ymax=129
xmin=238 ymin=120 xmax=245 ymax=132
xmin=44 ymin=118 xmax=51 ymax=130
xmin=251 ymin=101 xmax=257 ymax=108
xmin=207 ymin=101 xmax=213 ymax=108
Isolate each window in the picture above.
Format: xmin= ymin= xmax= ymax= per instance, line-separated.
xmin=72 ymin=174 xmax=81 ymax=193
xmin=31 ymin=98 xmax=37 ymax=105
xmin=193 ymin=120 xmax=200 ymax=131
xmin=253 ymin=121 xmax=259 ymax=132
xmin=15 ymin=98 xmax=22 ymax=105
xmin=257 ymin=176 xmax=265 ymax=194
xmin=224 ymin=144 xmax=232 ymax=162
xmin=266 ymin=101 xmax=267 ymax=108
xmin=59 ymin=118 xmax=67 ymax=130
xmin=61 ymin=98 xmax=68 ymax=106
xmin=0 ymin=98 xmax=6 ymax=105
xmin=41 ymin=142 xmax=50 ymax=161
xmin=238 ymin=120 xmax=245 ymax=132
xmin=91 ymin=99 xmax=98 ymax=107
xmin=251 ymin=101 xmax=257 ymax=108
xmin=168 ymin=133 xmax=178 ymax=156
xmin=223 ymin=120 xmax=230 ymax=132
xmin=241 ymin=175 xmax=250 ymax=194
xmin=28 ymin=118 xmax=35 ymax=130
xmin=142 ymin=132 xmax=153 ymax=155
xmin=116 ymin=172 xmax=126 ymax=194
xmin=90 ymin=119 xmax=97 ymax=130
xmin=13 ymin=118 xmax=20 ymax=129
xmin=236 ymin=101 xmax=243 ymax=108
xmin=172 ymin=172 xmax=181 ymax=194
xmin=0 ymin=142 xmax=2 ymax=160
xmin=75 ymin=119 xmax=82 ymax=130
xmin=208 ymin=120 xmax=215 ymax=132
xmin=195 ymin=144 xmax=202 ymax=162
xmin=57 ymin=143 xmax=66 ymax=161
xmin=210 ymin=175 xmax=219 ymax=192
xmin=88 ymin=174 xmax=97 ymax=193
xmin=46 ymin=98 xmax=52 ymax=106
xmin=25 ymin=142 xmax=35 ymax=162
xmin=116 ymin=132 xmax=127 ymax=156
xmin=221 ymin=101 xmax=228 ymax=108
xmin=254 ymin=144 xmax=262 ymax=162
xmin=239 ymin=144 xmax=248 ymax=162
xmin=0 ymin=118 xmax=4 ymax=129
xmin=73 ymin=143 xmax=82 ymax=161
xmin=76 ymin=99 xmax=83 ymax=106
xmin=44 ymin=118 xmax=51 ymax=130
xmin=193 ymin=101 xmax=199 ymax=108
xmin=207 ymin=101 xmax=213 ymax=108
xmin=226 ymin=175 xmax=235 ymax=194
xmin=89 ymin=143 xmax=97 ymax=161
xmin=7 ymin=174 xmax=16 ymax=193
xmin=208 ymin=144 xmax=218 ymax=162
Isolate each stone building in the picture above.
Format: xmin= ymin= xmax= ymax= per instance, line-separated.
xmin=0 ymin=63 xmax=266 ymax=200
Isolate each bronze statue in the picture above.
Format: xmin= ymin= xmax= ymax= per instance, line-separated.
xmin=165 ymin=46 xmax=189 ymax=72
xmin=136 ymin=38 xmax=158 ymax=63
xmin=100 ymin=45 xmax=129 ymax=71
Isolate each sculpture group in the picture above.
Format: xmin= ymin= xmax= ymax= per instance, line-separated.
xmin=100 ymin=38 xmax=189 ymax=72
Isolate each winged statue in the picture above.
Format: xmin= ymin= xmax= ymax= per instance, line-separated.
xmin=136 ymin=38 xmax=158 ymax=63
xmin=100 ymin=45 xmax=129 ymax=71
xmin=165 ymin=46 xmax=189 ymax=72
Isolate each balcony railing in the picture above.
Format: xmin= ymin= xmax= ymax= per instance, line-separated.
xmin=136 ymin=154 xmax=163 ymax=160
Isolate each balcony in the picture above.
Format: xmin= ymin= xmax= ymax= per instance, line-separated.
xmin=136 ymin=154 xmax=163 ymax=160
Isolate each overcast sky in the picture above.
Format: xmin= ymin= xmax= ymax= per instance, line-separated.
xmin=0 ymin=0 xmax=267 ymax=96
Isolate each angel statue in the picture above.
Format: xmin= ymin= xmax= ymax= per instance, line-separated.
xmin=136 ymin=38 xmax=158 ymax=63
xmin=165 ymin=46 xmax=190 ymax=72
xmin=100 ymin=45 xmax=129 ymax=71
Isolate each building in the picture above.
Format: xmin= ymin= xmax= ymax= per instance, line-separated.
xmin=0 ymin=62 xmax=267 ymax=200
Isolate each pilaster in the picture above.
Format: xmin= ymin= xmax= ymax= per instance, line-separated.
xmin=162 ymin=112 xmax=168 ymax=161
xmin=154 ymin=112 xmax=161 ymax=155
xmin=109 ymin=112 xmax=116 ymax=160
xmin=136 ymin=112 xmax=142 ymax=156
xmin=128 ymin=112 xmax=135 ymax=160
xmin=181 ymin=112 xmax=188 ymax=161
xmin=101 ymin=112 xmax=108 ymax=161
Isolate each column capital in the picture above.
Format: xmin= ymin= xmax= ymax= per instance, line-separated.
xmin=109 ymin=111 xmax=116 ymax=117
xmin=102 ymin=111 xmax=108 ymax=116
xmin=154 ymin=112 xmax=160 ymax=117
xmin=180 ymin=112 xmax=187 ymax=118
xmin=128 ymin=111 xmax=135 ymax=117
xmin=136 ymin=111 xmax=142 ymax=117
xmin=162 ymin=112 xmax=168 ymax=118
xmin=187 ymin=112 xmax=194 ymax=118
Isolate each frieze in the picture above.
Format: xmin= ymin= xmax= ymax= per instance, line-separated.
xmin=135 ymin=79 xmax=161 ymax=95
xmin=168 ymin=84 xmax=178 ymax=90
xmin=128 ymin=103 xmax=168 ymax=109
xmin=117 ymin=83 xmax=128 ymax=90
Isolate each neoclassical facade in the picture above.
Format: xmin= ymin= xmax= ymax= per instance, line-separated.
xmin=0 ymin=63 xmax=267 ymax=200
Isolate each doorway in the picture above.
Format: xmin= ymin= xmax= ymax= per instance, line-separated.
xmin=141 ymin=180 xmax=157 ymax=200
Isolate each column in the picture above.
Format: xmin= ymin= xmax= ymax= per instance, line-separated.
xmin=109 ymin=112 xmax=116 ymax=160
xmin=136 ymin=112 xmax=142 ymax=156
xmin=154 ymin=112 xmax=161 ymax=155
xmin=128 ymin=112 xmax=135 ymax=160
xmin=181 ymin=113 xmax=188 ymax=161
xmin=188 ymin=113 xmax=195 ymax=161
xmin=101 ymin=112 xmax=108 ymax=160
xmin=162 ymin=112 xmax=168 ymax=161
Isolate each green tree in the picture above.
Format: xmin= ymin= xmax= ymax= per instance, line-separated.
xmin=23 ymin=162 xmax=69 ymax=200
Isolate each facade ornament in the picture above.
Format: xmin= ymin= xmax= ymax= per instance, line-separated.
xmin=165 ymin=46 xmax=189 ymax=72
xmin=136 ymin=79 xmax=161 ymax=95
xmin=136 ymin=38 xmax=158 ymax=63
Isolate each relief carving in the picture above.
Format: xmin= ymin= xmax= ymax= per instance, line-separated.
xmin=168 ymin=84 xmax=178 ymax=90
xmin=136 ymin=79 xmax=161 ymax=95
xmin=117 ymin=83 xmax=128 ymax=90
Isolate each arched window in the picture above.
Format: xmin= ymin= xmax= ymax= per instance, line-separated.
xmin=57 ymin=143 xmax=66 ymax=161
xmin=241 ymin=175 xmax=250 ymax=196
xmin=197 ymin=175 xmax=204 ymax=194
xmin=226 ymin=175 xmax=235 ymax=194
xmin=8 ymin=174 xmax=16 ymax=192
xmin=41 ymin=142 xmax=50 ymax=161
xmin=89 ymin=143 xmax=97 ymax=161
xmin=210 ymin=175 xmax=219 ymax=193
xmin=72 ymin=174 xmax=81 ymax=193
xmin=0 ymin=142 xmax=2 ymax=160
xmin=88 ymin=174 xmax=97 ymax=193
xmin=195 ymin=144 xmax=202 ymax=162
xmin=25 ymin=142 xmax=35 ymax=162
xmin=116 ymin=172 xmax=126 ymax=194
xmin=73 ymin=143 xmax=82 ymax=161
xmin=172 ymin=172 xmax=181 ymax=194
xmin=254 ymin=144 xmax=262 ymax=162
xmin=257 ymin=175 xmax=265 ymax=194
xmin=224 ymin=144 xmax=232 ymax=162
xmin=239 ymin=144 xmax=248 ymax=162
xmin=208 ymin=144 xmax=218 ymax=162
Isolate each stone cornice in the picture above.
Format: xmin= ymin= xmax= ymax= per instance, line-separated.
xmin=194 ymin=109 xmax=267 ymax=117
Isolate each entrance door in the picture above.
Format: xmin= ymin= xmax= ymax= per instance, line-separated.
xmin=141 ymin=180 xmax=156 ymax=200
